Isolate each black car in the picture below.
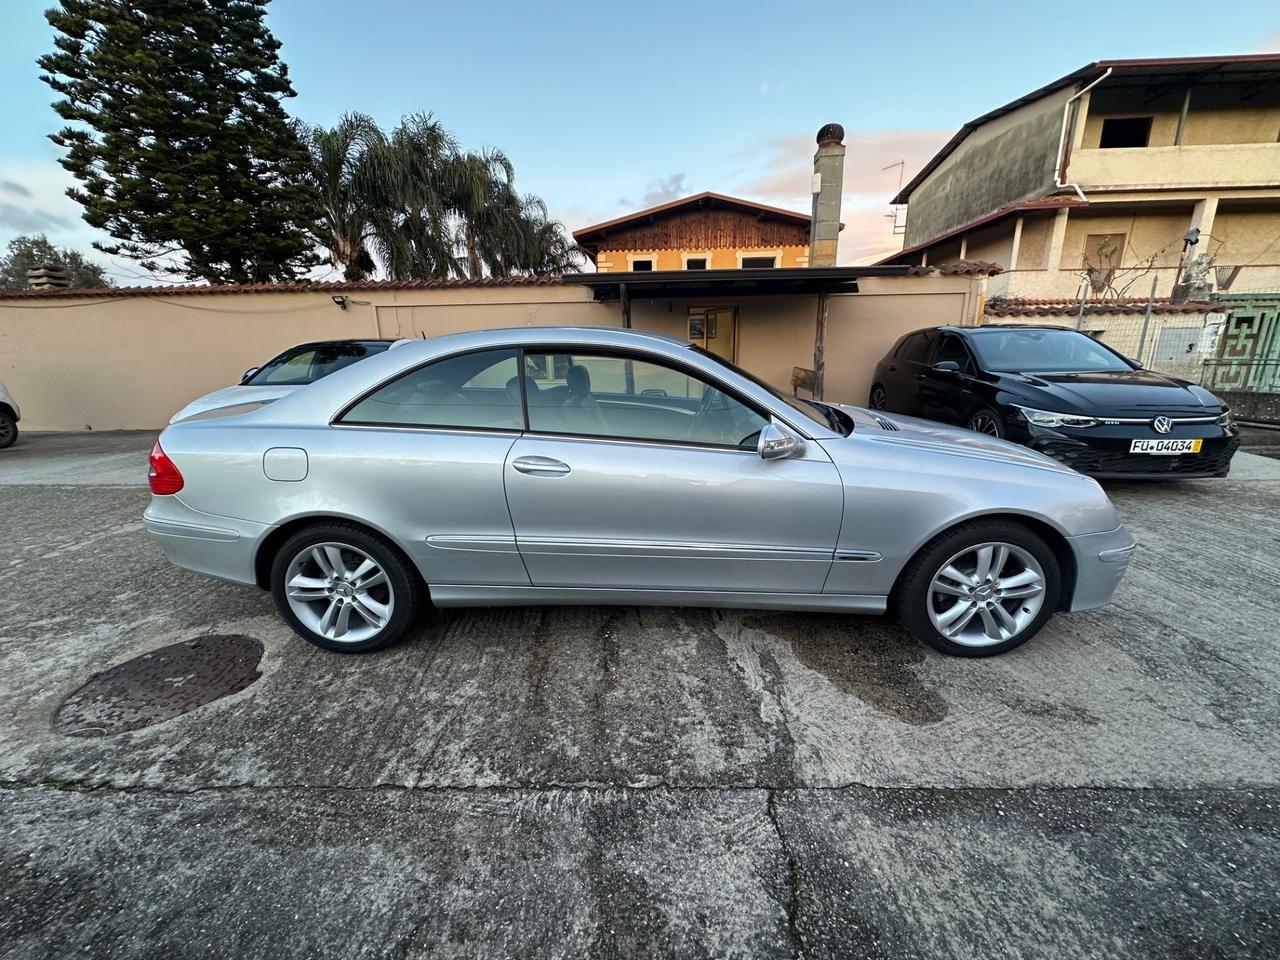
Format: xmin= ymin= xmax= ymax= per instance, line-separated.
xmin=868 ymin=325 xmax=1239 ymax=479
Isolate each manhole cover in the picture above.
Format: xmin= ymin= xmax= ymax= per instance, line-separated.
xmin=55 ymin=635 xmax=263 ymax=737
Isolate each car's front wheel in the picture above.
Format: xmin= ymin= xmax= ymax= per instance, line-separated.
xmin=895 ymin=520 xmax=1061 ymax=657
xmin=0 ymin=411 xmax=17 ymax=449
xmin=966 ymin=407 xmax=1004 ymax=437
xmin=270 ymin=523 xmax=423 ymax=653
xmin=869 ymin=384 xmax=888 ymax=410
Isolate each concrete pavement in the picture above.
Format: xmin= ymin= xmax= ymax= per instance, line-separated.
xmin=1 ymin=432 xmax=1278 ymax=958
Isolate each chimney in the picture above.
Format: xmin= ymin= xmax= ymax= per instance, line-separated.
xmin=27 ymin=263 xmax=72 ymax=289
xmin=809 ymin=123 xmax=845 ymax=267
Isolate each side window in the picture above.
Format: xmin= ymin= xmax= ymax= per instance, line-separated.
xmin=898 ymin=331 xmax=936 ymax=363
xmin=340 ymin=348 xmax=521 ymax=429
xmin=523 ymin=351 xmax=768 ymax=449
xmin=931 ymin=334 xmax=973 ymax=374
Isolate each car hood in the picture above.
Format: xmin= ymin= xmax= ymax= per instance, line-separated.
xmin=169 ymin=384 xmax=297 ymax=423
xmin=831 ymin=404 xmax=1081 ymax=477
xmin=999 ymin=369 xmax=1222 ymax=417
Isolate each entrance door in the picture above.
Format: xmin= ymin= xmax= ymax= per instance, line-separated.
xmin=688 ymin=307 xmax=737 ymax=362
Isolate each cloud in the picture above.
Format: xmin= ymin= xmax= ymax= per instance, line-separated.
xmin=0 ymin=202 xmax=71 ymax=232
xmin=620 ymin=173 xmax=689 ymax=210
xmin=0 ymin=179 xmax=33 ymax=198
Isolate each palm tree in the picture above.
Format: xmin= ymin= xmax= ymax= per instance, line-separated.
xmin=443 ymin=149 xmax=515 ymax=280
xmin=363 ymin=114 xmax=458 ymax=280
xmin=303 ymin=114 xmax=382 ymax=281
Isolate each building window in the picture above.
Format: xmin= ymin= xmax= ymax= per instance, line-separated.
xmin=741 ymin=255 xmax=777 ymax=269
xmin=685 ymin=257 xmax=708 ymax=270
xmin=630 ymin=258 xmax=653 ymax=272
xmin=1098 ymin=117 xmax=1152 ymax=149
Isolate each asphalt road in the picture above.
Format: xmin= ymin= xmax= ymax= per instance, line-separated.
xmin=2 ymin=432 xmax=1279 ymax=959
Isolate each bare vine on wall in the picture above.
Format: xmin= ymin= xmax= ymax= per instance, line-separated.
xmin=1076 ymin=232 xmax=1223 ymax=300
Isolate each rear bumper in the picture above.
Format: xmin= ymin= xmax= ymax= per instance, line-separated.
xmin=143 ymin=496 xmax=269 ymax=586
xmin=1065 ymin=525 xmax=1136 ymax=612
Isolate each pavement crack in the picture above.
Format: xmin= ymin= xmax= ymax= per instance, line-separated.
xmin=767 ymin=789 xmax=804 ymax=960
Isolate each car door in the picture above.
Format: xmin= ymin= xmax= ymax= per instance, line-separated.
xmin=503 ymin=348 xmax=845 ymax=594
xmin=883 ymin=330 xmax=936 ymax=414
xmin=918 ymin=332 xmax=977 ymax=425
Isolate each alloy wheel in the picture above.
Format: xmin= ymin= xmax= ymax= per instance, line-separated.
xmin=968 ymin=413 xmax=1000 ymax=436
xmin=284 ymin=541 xmax=395 ymax=644
xmin=870 ymin=386 xmax=888 ymax=410
xmin=0 ymin=416 xmax=14 ymax=447
xmin=926 ymin=541 xmax=1046 ymax=647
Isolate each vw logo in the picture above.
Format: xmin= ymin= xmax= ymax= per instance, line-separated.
xmin=1152 ymin=416 xmax=1172 ymax=434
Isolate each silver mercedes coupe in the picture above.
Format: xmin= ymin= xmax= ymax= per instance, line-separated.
xmin=145 ymin=327 xmax=1135 ymax=657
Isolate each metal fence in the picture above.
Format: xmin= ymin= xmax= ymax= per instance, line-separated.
xmin=980 ymin=291 xmax=1280 ymax=393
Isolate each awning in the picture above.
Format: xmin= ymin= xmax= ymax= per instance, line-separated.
xmin=563 ymin=266 xmax=912 ymax=301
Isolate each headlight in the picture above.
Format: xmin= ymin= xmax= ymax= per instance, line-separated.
xmin=1014 ymin=405 xmax=1099 ymax=428
xmin=1216 ymin=408 xmax=1233 ymax=427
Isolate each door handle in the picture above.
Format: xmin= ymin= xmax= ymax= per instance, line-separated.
xmin=512 ymin=456 xmax=571 ymax=477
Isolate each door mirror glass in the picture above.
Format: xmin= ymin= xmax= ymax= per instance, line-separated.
xmin=241 ymin=367 xmax=259 ymax=383
xmin=933 ymin=360 xmax=961 ymax=374
xmin=758 ymin=421 xmax=804 ymax=460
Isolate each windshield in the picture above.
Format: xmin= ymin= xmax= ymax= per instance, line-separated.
xmin=967 ymin=329 xmax=1133 ymax=374
xmin=246 ymin=341 xmax=391 ymax=385
xmin=690 ymin=346 xmax=841 ymax=433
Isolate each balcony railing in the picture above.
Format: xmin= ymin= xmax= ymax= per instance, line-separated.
xmin=1070 ymin=142 xmax=1280 ymax=192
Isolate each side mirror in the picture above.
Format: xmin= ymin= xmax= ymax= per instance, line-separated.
xmin=933 ymin=360 xmax=961 ymax=375
xmin=758 ymin=421 xmax=804 ymax=460
xmin=241 ymin=367 xmax=259 ymax=383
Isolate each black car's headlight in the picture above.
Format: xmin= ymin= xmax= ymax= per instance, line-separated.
xmin=1014 ymin=405 xmax=1099 ymax=429
xmin=1216 ymin=408 xmax=1234 ymax=427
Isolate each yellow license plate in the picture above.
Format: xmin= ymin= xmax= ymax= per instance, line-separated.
xmin=1130 ymin=438 xmax=1202 ymax=455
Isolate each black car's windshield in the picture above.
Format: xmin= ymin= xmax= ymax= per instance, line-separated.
xmin=967 ymin=329 xmax=1133 ymax=374
xmin=246 ymin=341 xmax=392 ymax=386
xmin=690 ymin=346 xmax=849 ymax=434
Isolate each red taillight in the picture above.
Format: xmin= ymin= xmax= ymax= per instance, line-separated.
xmin=148 ymin=441 xmax=184 ymax=495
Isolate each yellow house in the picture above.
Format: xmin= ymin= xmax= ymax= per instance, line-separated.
xmin=573 ymin=192 xmax=820 ymax=360
xmin=880 ymin=54 xmax=1280 ymax=301
xmin=574 ymin=192 xmax=813 ymax=273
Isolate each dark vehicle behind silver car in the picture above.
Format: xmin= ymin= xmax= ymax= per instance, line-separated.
xmin=869 ymin=325 xmax=1240 ymax=479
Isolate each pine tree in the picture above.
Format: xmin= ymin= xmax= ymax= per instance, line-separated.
xmin=39 ymin=0 xmax=319 ymax=283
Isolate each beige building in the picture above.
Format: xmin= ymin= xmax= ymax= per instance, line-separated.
xmin=0 ymin=269 xmax=989 ymax=432
xmin=880 ymin=54 xmax=1280 ymax=302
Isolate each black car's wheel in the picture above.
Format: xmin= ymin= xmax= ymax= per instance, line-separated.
xmin=895 ymin=519 xmax=1061 ymax=657
xmin=0 ymin=411 xmax=17 ymax=449
xmin=967 ymin=407 xmax=1004 ymax=438
xmin=270 ymin=522 xmax=423 ymax=653
xmin=869 ymin=384 xmax=888 ymax=410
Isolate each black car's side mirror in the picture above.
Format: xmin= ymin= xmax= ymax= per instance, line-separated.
xmin=933 ymin=360 xmax=962 ymax=375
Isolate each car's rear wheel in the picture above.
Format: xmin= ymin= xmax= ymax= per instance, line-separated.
xmin=869 ymin=384 xmax=888 ymax=410
xmin=0 ymin=411 xmax=17 ymax=449
xmin=270 ymin=523 xmax=422 ymax=653
xmin=967 ymin=407 xmax=1003 ymax=437
xmin=895 ymin=520 xmax=1061 ymax=657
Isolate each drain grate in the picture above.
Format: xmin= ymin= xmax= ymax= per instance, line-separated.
xmin=55 ymin=635 xmax=264 ymax=737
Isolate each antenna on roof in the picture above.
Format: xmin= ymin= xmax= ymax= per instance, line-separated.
xmin=884 ymin=161 xmax=907 ymax=236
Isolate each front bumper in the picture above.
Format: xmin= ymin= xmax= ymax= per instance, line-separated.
xmin=1013 ymin=420 xmax=1240 ymax=480
xmin=143 ymin=496 xmax=270 ymax=586
xmin=1065 ymin=525 xmax=1135 ymax=611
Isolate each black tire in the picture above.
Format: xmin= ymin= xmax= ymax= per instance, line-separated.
xmin=0 ymin=412 xmax=16 ymax=449
xmin=869 ymin=384 xmax=889 ymax=410
xmin=894 ymin=519 xmax=1061 ymax=658
xmin=270 ymin=522 xmax=423 ymax=653
xmin=966 ymin=407 xmax=1004 ymax=438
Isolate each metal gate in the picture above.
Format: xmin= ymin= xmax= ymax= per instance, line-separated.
xmin=1202 ymin=294 xmax=1280 ymax=394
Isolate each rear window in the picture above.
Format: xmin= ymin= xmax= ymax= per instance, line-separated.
xmin=247 ymin=342 xmax=391 ymax=386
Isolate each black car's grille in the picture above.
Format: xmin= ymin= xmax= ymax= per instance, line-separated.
xmin=1036 ymin=437 xmax=1240 ymax=477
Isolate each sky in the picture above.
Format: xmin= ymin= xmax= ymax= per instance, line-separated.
xmin=2 ymin=0 xmax=1279 ymax=284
